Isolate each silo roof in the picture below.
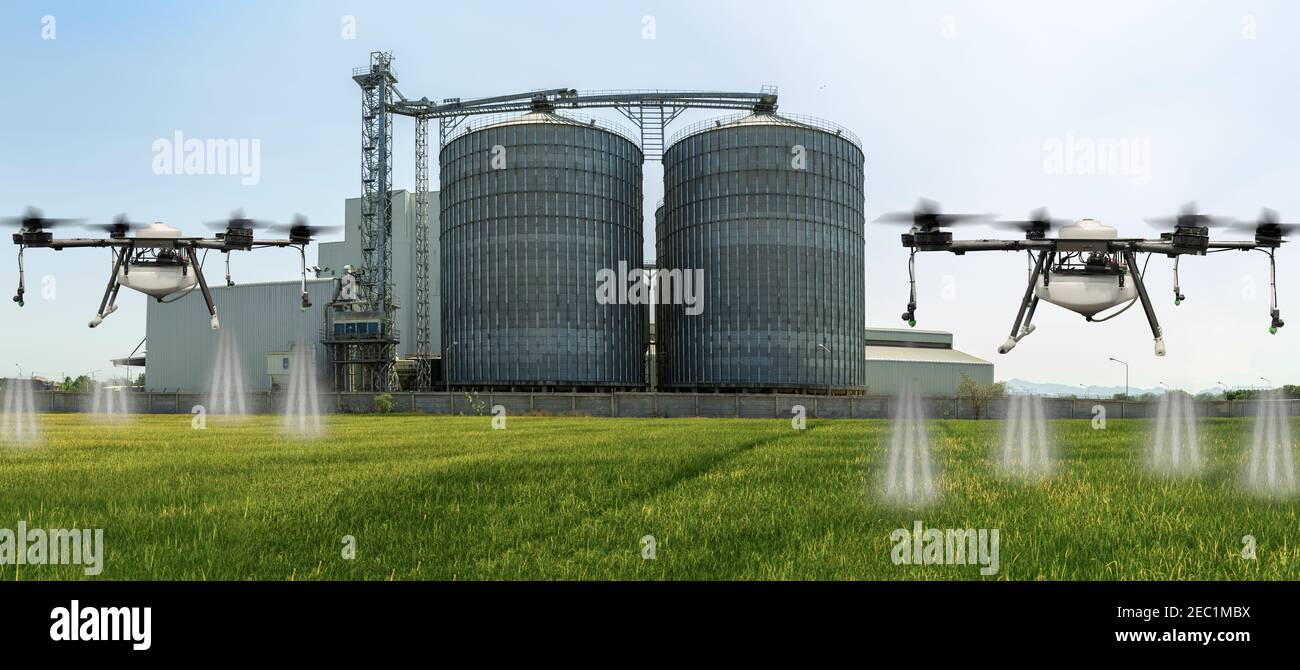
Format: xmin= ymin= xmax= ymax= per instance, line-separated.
xmin=668 ymin=111 xmax=862 ymax=150
xmin=450 ymin=111 xmax=639 ymax=144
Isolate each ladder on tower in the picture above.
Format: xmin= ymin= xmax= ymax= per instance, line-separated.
xmin=640 ymin=105 xmax=667 ymax=160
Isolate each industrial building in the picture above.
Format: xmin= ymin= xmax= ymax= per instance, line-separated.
xmin=863 ymin=328 xmax=993 ymax=397
xmin=145 ymin=280 xmax=333 ymax=392
xmin=140 ymin=51 xmax=993 ymax=398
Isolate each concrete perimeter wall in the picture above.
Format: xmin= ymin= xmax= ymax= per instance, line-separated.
xmin=24 ymin=391 xmax=1300 ymax=420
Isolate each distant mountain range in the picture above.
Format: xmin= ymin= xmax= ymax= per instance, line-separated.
xmin=1002 ymin=378 xmax=1230 ymax=398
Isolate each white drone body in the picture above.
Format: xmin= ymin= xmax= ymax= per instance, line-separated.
xmin=113 ymin=224 xmax=199 ymax=300
xmin=1034 ymin=219 xmax=1137 ymax=317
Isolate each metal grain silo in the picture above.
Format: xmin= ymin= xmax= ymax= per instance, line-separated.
xmin=658 ymin=112 xmax=865 ymax=392
xmin=440 ymin=109 xmax=646 ymax=388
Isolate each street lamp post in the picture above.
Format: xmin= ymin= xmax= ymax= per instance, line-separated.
xmin=1260 ymin=376 xmax=1272 ymax=390
xmin=1108 ymin=357 xmax=1129 ymax=398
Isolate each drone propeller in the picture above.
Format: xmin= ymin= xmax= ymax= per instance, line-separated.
xmin=0 ymin=207 xmax=85 ymax=231
xmin=88 ymin=213 xmax=148 ymax=238
xmin=873 ymin=198 xmax=996 ymax=230
xmin=994 ymin=207 xmax=1071 ymax=239
xmin=1144 ymin=201 xmax=1235 ymax=230
xmin=203 ymin=208 xmax=272 ymax=232
xmin=1228 ymin=207 xmax=1299 ymax=241
xmin=269 ymin=214 xmax=341 ymax=242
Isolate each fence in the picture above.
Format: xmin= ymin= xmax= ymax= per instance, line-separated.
xmin=21 ymin=391 xmax=1300 ymax=420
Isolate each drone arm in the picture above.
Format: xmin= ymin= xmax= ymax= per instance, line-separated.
xmin=36 ymin=238 xmax=128 ymax=249
xmin=944 ymin=239 xmax=1054 ymax=253
xmin=1123 ymin=250 xmax=1165 ymax=356
xmin=184 ymin=247 xmax=220 ymax=330
xmin=1206 ymin=240 xmax=1275 ymax=250
xmin=189 ymin=238 xmax=291 ymax=251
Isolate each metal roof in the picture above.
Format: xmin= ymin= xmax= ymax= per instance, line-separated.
xmin=865 ymin=327 xmax=953 ymax=347
xmin=867 ymin=327 xmax=953 ymax=337
xmin=450 ymin=110 xmax=639 ymax=144
xmin=864 ymin=345 xmax=991 ymax=366
xmin=668 ymin=112 xmax=863 ymax=150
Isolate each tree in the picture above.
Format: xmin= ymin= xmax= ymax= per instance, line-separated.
xmin=134 ymin=372 xmax=146 ymax=387
xmin=61 ymin=375 xmax=93 ymax=393
xmin=959 ymin=372 xmax=1006 ymax=420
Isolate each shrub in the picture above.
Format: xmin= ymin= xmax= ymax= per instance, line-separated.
xmin=959 ymin=372 xmax=1006 ymax=420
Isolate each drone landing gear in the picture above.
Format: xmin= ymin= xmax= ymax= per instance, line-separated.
xmin=89 ymin=248 xmax=125 ymax=328
xmin=1123 ymin=251 xmax=1166 ymax=356
xmin=185 ymin=247 xmax=220 ymax=330
xmin=999 ymin=250 xmax=1049 ymax=354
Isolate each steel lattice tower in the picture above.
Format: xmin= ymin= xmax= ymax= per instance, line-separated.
xmin=413 ymin=116 xmax=432 ymax=390
xmin=328 ymin=51 xmax=399 ymax=392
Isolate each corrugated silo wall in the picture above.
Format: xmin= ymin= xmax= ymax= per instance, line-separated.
xmin=439 ymin=116 xmax=646 ymax=386
xmin=658 ymin=118 xmax=866 ymax=390
xmin=145 ymin=279 xmax=335 ymax=392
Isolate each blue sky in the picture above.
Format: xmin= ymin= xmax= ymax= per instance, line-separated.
xmin=1 ymin=0 xmax=1298 ymax=390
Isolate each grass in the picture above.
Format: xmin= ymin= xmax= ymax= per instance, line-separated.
xmin=0 ymin=413 xmax=1297 ymax=580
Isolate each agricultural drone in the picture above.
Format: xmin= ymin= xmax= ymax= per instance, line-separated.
xmin=5 ymin=208 xmax=337 ymax=330
xmin=878 ymin=200 xmax=1291 ymax=356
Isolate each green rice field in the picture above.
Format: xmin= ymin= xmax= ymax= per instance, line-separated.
xmin=1 ymin=414 xmax=1297 ymax=580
